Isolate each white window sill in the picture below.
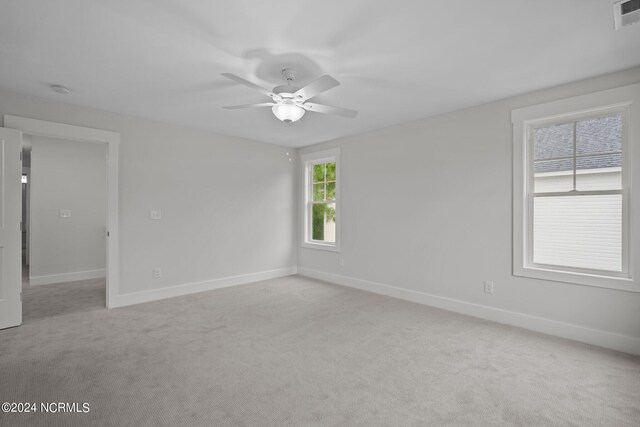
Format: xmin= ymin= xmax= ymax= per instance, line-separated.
xmin=514 ymin=265 xmax=636 ymax=293
xmin=302 ymin=241 xmax=341 ymax=252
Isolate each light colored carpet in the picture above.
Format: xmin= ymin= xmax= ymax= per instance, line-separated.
xmin=1 ymin=275 xmax=639 ymax=426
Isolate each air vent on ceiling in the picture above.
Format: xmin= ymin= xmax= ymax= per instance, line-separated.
xmin=614 ymin=0 xmax=640 ymax=29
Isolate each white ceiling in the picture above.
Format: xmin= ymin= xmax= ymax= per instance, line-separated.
xmin=1 ymin=0 xmax=639 ymax=147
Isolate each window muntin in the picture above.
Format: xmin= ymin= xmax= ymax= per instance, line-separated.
xmin=302 ymin=149 xmax=340 ymax=251
xmin=528 ymin=112 xmax=626 ymax=275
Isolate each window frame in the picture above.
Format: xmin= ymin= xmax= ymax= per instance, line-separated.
xmin=301 ymin=148 xmax=341 ymax=252
xmin=512 ymin=84 xmax=638 ymax=292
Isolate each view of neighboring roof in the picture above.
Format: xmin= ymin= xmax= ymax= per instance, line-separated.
xmin=534 ymin=114 xmax=622 ymax=174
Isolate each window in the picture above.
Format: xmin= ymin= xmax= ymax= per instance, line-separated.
xmin=302 ymin=148 xmax=340 ymax=251
xmin=532 ymin=114 xmax=623 ymax=272
xmin=512 ymin=84 xmax=639 ymax=291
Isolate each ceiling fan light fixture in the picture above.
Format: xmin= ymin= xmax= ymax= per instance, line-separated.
xmin=272 ymin=103 xmax=305 ymax=123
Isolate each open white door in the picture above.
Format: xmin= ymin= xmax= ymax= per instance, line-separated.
xmin=0 ymin=127 xmax=22 ymax=329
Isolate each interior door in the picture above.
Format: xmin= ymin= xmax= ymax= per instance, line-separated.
xmin=0 ymin=127 xmax=22 ymax=329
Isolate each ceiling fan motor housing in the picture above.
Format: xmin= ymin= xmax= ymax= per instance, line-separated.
xmin=273 ymin=85 xmax=301 ymax=96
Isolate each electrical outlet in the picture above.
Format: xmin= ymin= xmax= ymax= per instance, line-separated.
xmin=150 ymin=210 xmax=162 ymax=220
xmin=153 ymin=267 xmax=162 ymax=279
xmin=483 ymin=281 xmax=494 ymax=294
xmin=339 ymin=257 xmax=344 ymax=267
xmin=59 ymin=209 xmax=72 ymax=218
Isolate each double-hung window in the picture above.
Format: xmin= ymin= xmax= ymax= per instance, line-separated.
xmin=532 ymin=113 xmax=625 ymax=272
xmin=302 ymin=148 xmax=340 ymax=251
xmin=513 ymin=84 xmax=639 ymax=291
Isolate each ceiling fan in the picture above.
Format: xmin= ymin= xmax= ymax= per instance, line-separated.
xmin=222 ymin=68 xmax=358 ymax=123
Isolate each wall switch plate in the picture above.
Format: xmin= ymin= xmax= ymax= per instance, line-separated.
xmin=59 ymin=209 xmax=71 ymax=218
xmin=484 ymin=281 xmax=494 ymax=294
xmin=150 ymin=210 xmax=162 ymax=220
xmin=153 ymin=267 xmax=162 ymax=279
xmin=339 ymin=257 xmax=344 ymax=267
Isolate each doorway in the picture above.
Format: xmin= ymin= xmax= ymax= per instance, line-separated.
xmin=22 ymin=153 xmax=30 ymax=287
xmin=21 ymin=136 xmax=108 ymax=321
xmin=4 ymin=115 xmax=120 ymax=312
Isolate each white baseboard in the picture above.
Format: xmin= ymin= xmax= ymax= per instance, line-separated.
xmin=298 ymin=267 xmax=640 ymax=356
xmin=110 ymin=267 xmax=297 ymax=308
xmin=30 ymin=269 xmax=106 ymax=286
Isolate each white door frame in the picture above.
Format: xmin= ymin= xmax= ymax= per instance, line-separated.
xmin=4 ymin=115 xmax=120 ymax=308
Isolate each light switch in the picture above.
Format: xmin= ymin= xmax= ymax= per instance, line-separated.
xmin=150 ymin=210 xmax=162 ymax=220
xmin=60 ymin=209 xmax=72 ymax=218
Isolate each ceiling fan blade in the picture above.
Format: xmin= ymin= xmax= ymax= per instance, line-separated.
xmin=221 ymin=73 xmax=275 ymax=98
xmin=222 ymin=102 xmax=275 ymax=110
xmin=293 ymin=75 xmax=340 ymax=101
xmin=302 ymin=102 xmax=358 ymax=118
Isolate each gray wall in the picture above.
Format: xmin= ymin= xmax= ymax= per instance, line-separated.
xmin=30 ymin=136 xmax=106 ymax=282
xmin=0 ymin=90 xmax=297 ymax=295
xmin=298 ymin=67 xmax=640 ymax=342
